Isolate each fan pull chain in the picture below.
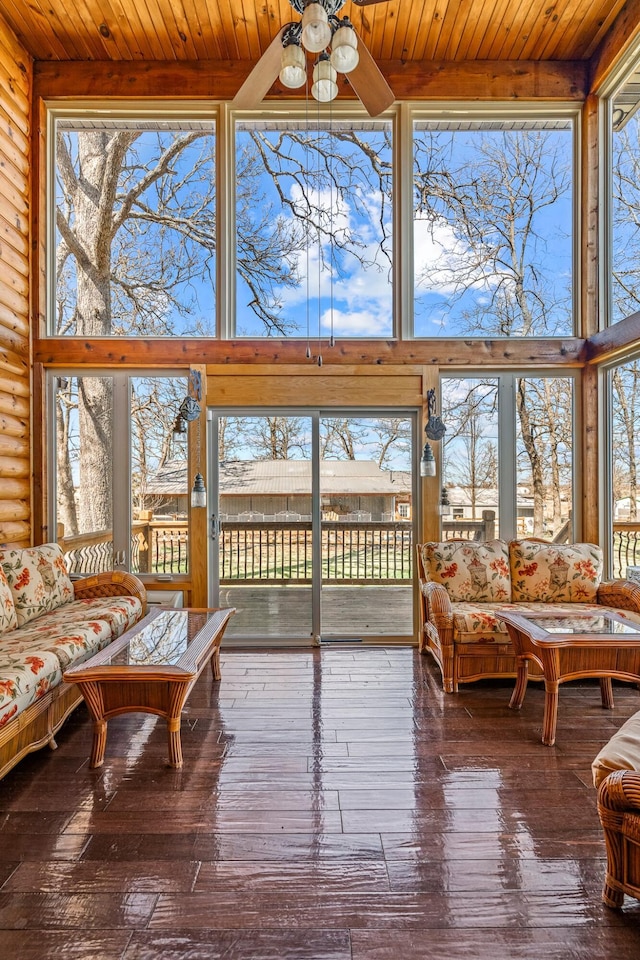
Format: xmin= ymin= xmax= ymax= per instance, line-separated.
xmin=316 ymin=92 xmax=323 ymax=367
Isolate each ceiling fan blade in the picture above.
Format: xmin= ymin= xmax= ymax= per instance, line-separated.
xmin=233 ymin=26 xmax=287 ymax=109
xmin=347 ymin=36 xmax=395 ymax=117
xmin=350 ymin=0 xmax=393 ymax=5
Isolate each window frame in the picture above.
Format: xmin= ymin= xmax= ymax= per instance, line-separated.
xmin=47 ymin=367 xmax=190 ymax=581
xmin=409 ymin=102 xmax=581 ymax=340
xmin=229 ymin=102 xmax=398 ymax=340
xmin=46 ymin=101 xmax=219 ymax=340
xmin=440 ymin=369 xmax=580 ymax=542
xmin=45 ymin=100 xmax=584 ymax=344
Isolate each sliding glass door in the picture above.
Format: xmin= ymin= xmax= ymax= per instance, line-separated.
xmin=209 ymin=410 xmax=417 ymax=643
xmin=209 ymin=414 xmax=314 ymax=641
xmin=319 ymin=415 xmax=414 ymax=639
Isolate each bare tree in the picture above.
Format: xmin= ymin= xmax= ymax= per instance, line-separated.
xmin=612 ymin=364 xmax=639 ymax=521
xmin=442 ymin=380 xmax=498 ymax=518
xmin=247 ymin=416 xmax=310 ymax=461
xmin=55 ymin=123 xmax=391 ymax=527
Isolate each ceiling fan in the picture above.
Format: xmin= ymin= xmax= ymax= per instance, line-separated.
xmin=233 ymin=0 xmax=394 ymax=118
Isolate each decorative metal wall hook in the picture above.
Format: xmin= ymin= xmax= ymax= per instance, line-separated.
xmin=425 ymin=388 xmax=447 ymax=441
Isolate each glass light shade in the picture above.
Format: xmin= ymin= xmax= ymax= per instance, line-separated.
xmin=279 ymin=44 xmax=307 ymax=89
xmin=301 ymin=3 xmax=332 ymax=53
xmin=439 ymin=487 xmax=451 ymax=515
xmin=311 ymin=57 xmax=338 ymax=102
xmin=420 ymin=442 xmax=436 ymax=477
xmin=172 ymin=414 xmax=187 ymax=438
xmin=330 ymin=26 xmax=359 ymax=73
xmin=191 ymin=473 xmax=207 ymax=508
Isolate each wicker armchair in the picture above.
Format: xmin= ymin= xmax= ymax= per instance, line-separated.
xmin=597 ymin=770 xmax=640 ymax=907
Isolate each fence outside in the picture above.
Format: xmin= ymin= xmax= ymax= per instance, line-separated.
xmin=59 ymin=516 xmax=640 ymax=581
xmin=612 ymin=522 xmax=640 ymax=578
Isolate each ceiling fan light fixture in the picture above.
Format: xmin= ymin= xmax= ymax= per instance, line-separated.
xmin=301 ymin=2 xmax=332 ymax=53
xmin=280 ymin=42 xmax=307 ymax=88
xmin=330 ymin=21 xmax=359 ymax=74
xmin=311 ymin=54 xmax=338 ymax=102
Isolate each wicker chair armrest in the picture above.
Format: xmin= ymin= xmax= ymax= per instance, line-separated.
xmin=73 ymin=571 xmax=147 ymax=614
xmin=420 ymin=580 xmax=453 ymax=625
xmin=598 ymin=769 xmax=640 ymax=813
xmin=597 ymin=579 xmax=640 ymax=614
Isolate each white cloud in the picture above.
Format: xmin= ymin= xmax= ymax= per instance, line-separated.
xmin=320 ymin=305 xmax=390 ymax=337
xmin=413 ymin=215 xmax=497 ymax=294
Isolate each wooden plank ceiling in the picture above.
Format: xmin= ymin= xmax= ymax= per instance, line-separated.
xmin=0 ymin=0 xmax=628 ymax=64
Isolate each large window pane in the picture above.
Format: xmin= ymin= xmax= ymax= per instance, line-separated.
xmin=55 ymin=375 xmax=114 ymax=573
xmin=515 ymin=377 xmax=573 ymax=540
xmin=413 ymin=119 xmax=573 ymax=337
xmin=235 ymin=119 xmax=393 ymax=337
xmin=131 ymin=376 xmax=189 ymax=574
xmin=609 ymin=359 xmax=640 ymax=575
xmin=53 ymin=117 xmax=216 ymax=337
xmin=441 ymin=378 xmax=499 ymax=541
xmin=612 ymin=85 xmax=640 ymax=324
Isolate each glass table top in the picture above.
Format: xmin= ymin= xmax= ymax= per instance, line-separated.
xmin=527 ymin=613 xmax=640 ymax=637
xmin=106 ymin=608 xmax=214 ymax=667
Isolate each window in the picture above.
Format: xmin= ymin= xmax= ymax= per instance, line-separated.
xmin=441 ymin=374 xmax=575 ymax=541
xmin=51 ymin=373 xmax=189 ymax=575
xmin=611 ymin=77 xmax=640 ymax=325
xmin=51 ymin=115 xmax=216 ymax=337
xmin=441 ymin=377 xmax=499 ymax=540
xmin=413 ymin=117 xmax=574 ymax=337
xmin=607 ymin=357 xmax=640 ymax=576
xmin=234 ymin=117 xmax=393 ymax=337
xmin=515 ymin=377 xmax=574 ymax=540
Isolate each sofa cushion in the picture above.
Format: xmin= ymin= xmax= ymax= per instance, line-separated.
xmin=0 ymin=544 xmax=74 ymax=627
xmin=452 ymin=600 xmax=604 ymax=643
xmin=0 ymin=640 xmax=63 ymax=728
xmin=419 ymin=539 xmax=511 ymax=603
xmin=11 ymin=596 xmax=144 ymax=670
xmin=592 ymin=710 xmax=640 ymax=788
xmin=0 ymin=567 xmax=17 ymax=636
xmin=509 ymin=540 xmax=603 ymax=603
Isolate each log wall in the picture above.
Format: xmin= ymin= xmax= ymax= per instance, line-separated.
xmin=0 ymin=16 xmax=31 ymax=546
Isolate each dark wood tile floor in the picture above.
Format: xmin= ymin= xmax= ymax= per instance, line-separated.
xmin=2 ymin=646 xmax=640 ymax=959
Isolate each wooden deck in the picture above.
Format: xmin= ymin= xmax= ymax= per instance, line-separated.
xmin=217 ymin=584 xmax=414 ymax=639
xmin=1 ymin=647 xmax=640 ymax=958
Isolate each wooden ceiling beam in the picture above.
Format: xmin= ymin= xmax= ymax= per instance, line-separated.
xmin=34 ymin=58 xmax=588 ymax=102
xmin=33 ymin=337 xmax=587 ymax=368
xmin=589 ymin=0 xmax=640 ymax=94
xmin=585 ymin=312 xmax=640 ymax=364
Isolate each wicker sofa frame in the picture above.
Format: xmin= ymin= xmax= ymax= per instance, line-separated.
xmin=0 ymin=570 xmax=146 ymax=781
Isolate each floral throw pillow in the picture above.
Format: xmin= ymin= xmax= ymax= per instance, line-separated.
xmin=0 ymin=543 xmax=74 ymax=627
xmin=509 ymin=540 xmax=603 ymax=603
xmin=420 ymin=539 xmax=512 ymax=603
xmin=0 ymin=566 xmax=18 ymax=635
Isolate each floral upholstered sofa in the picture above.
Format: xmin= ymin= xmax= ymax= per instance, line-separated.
xmin=416 ymin=538 xmax=640 ymax=692
xmin=0 ymin=542 xmax=146 ymax=779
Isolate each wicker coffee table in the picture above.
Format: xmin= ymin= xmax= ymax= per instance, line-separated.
xmin=64 ymin=606 xmax=235 ymax=768
xmin=499 ymin=609 xmax=640 ymax=746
